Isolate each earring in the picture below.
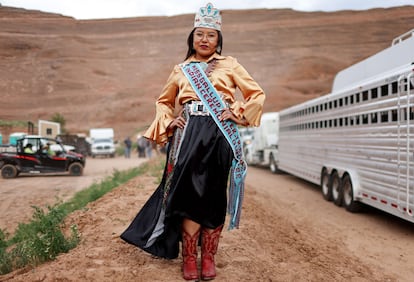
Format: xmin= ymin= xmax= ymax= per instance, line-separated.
xmin=216 ymin=46 xmax=221 ymax=53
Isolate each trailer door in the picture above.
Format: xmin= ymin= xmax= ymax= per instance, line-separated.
xmin=397 ymin=73 xmax=414 ymax=216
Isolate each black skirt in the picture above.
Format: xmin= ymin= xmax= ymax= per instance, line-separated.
xmin=121 ymin=115 xmax=233 ymax=259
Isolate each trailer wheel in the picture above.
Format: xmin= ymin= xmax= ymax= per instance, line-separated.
xmin=1 ymin=164 xmax=18 ymax=179
xmin=269 ymin=153 xmax=277 ymax=174
xmin=330 ymin=171 xmax=342 ymax=206
xmin=321 ymin=169 xmax=332 ymax=201
xmin=342 ymin=174 xmax=362 ymax=212
xmin=69 ymin=163 xmax=83 ymax=176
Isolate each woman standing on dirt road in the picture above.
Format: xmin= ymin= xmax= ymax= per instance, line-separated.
xmin=121 ymin=3 xmax=265 ymax=280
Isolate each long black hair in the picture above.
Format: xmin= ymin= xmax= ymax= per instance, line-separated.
xmin=184 ymin=28 xmax=223 ymax=60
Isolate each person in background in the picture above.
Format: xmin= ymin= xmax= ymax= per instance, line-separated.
xmin=24 ymin=143 xmax=34 ymax=154
xmin=145 ymin=139 xmax=153 ymax=159
xmin=124 ymin=136 xmax=132 ymax=158
xmin=121 ymin=3 xmax=265 ymax=280
xmin=136 ymin=134 xmax=147 ymax=158
xmin=42 ymin=143 xmax=55 ymax=157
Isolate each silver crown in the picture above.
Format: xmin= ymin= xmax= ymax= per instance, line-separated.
xmin=194 ymin=3 xmax=222 ymax=31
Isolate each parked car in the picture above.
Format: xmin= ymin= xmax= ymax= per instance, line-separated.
xmin=0 ymin=136 xmax=86 ymax=179
xmin=89 ymin=128 xmax=116 ymax=158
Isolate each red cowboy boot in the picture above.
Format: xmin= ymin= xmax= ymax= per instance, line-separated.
xmin=182 ymin=228 xmax=200 ymax=280
xmin=201 ymin=225 xmax=223 ymax=280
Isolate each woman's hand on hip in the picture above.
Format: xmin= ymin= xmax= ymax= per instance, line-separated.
xmin=168 ymin=116 xmax=186 ymax=130
xmin=219 ymin=108 xmax=248 ymax=126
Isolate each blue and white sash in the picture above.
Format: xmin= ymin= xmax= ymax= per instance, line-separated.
xmin=180 ymin=62 xmax=247 ymax=230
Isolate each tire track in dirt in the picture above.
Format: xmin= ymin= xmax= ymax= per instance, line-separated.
xmin=0 ymin=156 xmax=148 ymax=233
xmin=1 ymin=160 xmax=407 ymax=281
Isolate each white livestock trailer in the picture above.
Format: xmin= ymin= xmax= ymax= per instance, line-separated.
xmin=278 ymin=28 xmax=414 ymax=223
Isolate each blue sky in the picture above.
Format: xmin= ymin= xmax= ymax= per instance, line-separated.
xmin=1 ymin=0 xmax=413 ymax=20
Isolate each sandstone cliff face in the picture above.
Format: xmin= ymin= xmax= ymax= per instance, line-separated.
xmin=1 ymin=6 xmax=414 ymax=139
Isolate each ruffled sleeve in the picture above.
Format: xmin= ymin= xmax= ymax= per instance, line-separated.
xmin=144 ymin=68 xmax=179 ymax=144
xmin=229 ymin=58 xmax=265 ymax=127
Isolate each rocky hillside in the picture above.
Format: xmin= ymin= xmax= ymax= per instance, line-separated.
xmin=1 ymin=5 xmax=414 ymax=140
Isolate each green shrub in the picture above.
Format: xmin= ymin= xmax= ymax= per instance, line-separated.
xmin=9 ymin=205 xmax=79 ymax=269
xmin=0 ymin=157 xmax=164 ymax=275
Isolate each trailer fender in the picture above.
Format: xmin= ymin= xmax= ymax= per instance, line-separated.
xmin=340 ymin=170 xmax=363 ymax=212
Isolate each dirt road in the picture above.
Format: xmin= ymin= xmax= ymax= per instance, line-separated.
xmin=0 ymin=156 xmax=147 ymax=233
xmin=1 ymin=158 xmax=414 ymax=281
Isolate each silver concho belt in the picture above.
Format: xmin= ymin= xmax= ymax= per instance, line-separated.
xmin=186 ymin=101 xmax=210 ymax=116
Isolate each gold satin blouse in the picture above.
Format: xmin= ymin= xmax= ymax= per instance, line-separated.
xmin=144 ymin=53 xmax=266 ymax=144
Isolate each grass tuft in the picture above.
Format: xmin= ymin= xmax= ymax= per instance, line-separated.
xmin=0 ymin=156 xmax=165 ymax=275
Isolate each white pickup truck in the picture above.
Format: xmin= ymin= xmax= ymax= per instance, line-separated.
xmin=89 ymin=128 xmax=116 ymax=158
